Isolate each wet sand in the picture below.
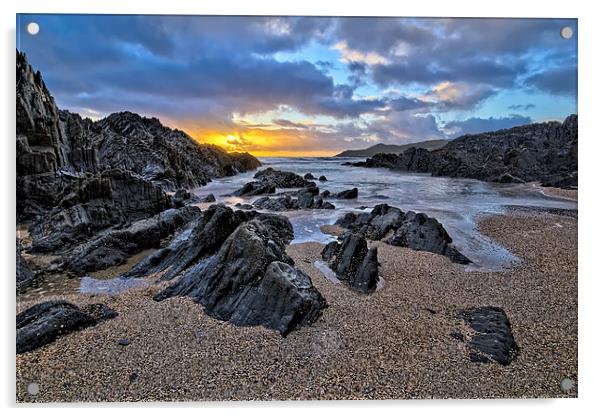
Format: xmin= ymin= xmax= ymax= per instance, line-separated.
xmin=16 ymin=207 xmax=577 ymax=402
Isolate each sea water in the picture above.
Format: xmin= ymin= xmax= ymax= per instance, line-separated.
xmin=194 ymin=157 xmax=577 ymax=271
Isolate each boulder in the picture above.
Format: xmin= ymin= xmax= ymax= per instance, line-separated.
xmin=201 ymin=193 xmax=216 ymax=203
xmin=334 ymin=188 xmax=358 ymax=199
xmin=321 ymin=233 xmax=379 ymax=294
xmin=318 ymin=175 xmax=327 ymax=181
xmin=335 ymin=204 xmax=470 ymax=264
xmin=253 ymin=168 xmax=308 ymax=188
xmin=16 ymin=300 xmax=117 ymax=354
xmin=304 ymin=173 xmax=315 ymax=180
xmin=232 ymin=180 xmax=276 ymax=196
xmin=173 ymin=189 xmax=201 ymax=207
xmin=457 ymin=306 xmax=519 ymax=365
xmin=154 ymin=218 xmax=327 ymax=335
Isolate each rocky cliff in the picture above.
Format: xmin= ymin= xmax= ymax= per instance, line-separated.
xmin=352 ymin=115 xmax=578 ymax=188
xmin=16 ymin=50 xmax=260 ymax=221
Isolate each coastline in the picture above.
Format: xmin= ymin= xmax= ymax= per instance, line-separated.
xmin=16 ymin=203 xmax=577 ymax=401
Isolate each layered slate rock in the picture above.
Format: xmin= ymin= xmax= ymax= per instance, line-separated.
xmin=29 ymin=169 xmax=173 ymax=254
xmin=232 ymin=168 xmax=315 ymax=196
xmin=154 ymin=217 xmax=327 ymax=336
xmin=61 ymin=206 xmax=202 ymax=275
xmin=321 ymin=233 xmax=379 ymax=294
xmin=353 ymin=115 xmax=578 ymax=189
xmin=456 ymin=306 xmax=519 ymax=365
xmin=335 ymin=204 xmax=470 ymax=264
xmin=16 ymin=244 xmax=36 ymax=293
xmin=16 ymin=301 xmax=117 ymax=354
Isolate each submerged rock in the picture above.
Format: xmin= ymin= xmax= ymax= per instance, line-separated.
xmin=16 ymin=300 xmax=117 ymax=354
xmin=321 ymin=233 xmax=379 ymax=294
xmin=154 ymin=217 xmax=327 ymax=335
xmin=457 ymin=306 xmax=519 ymax=365
xmin=318 ymin=175 xmax=327 ymax=181
xmin=335 ymin=204 xmax=470 ymax=264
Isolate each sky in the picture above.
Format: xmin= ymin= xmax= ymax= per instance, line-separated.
xmin=17 ymin=15 xmax=577 ymax=156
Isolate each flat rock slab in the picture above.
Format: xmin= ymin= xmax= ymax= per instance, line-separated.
xmin=16 ymin=300 xmax=117 ymax=354
xmin=456 ymin=306 xmax=519 ymax=365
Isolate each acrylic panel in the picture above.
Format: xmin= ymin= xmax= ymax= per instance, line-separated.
xmin=15 ymin=14 xmax=578 ymax=402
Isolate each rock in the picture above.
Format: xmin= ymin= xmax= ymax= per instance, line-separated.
xmin=252 ymin=190 xmax=336 ymax=211
xmin=118 ymin=338 xmax=130 ymax=346
xmin=304 ymin=173 xmax=315 ymax=180
xmin=253 ymin=195 xmax=296 ymax=211
xmin=232 ymin=180 xmax=276 ymax=196
xmin=173 ymin=189 xmax=201 ymax=207
xmin=321 ymin=233 xmax=379 ymax=294
xmin=60 ymin=206 xmax=201 ymax=275
xmin=334 ymin=188 xmax=358 ymax=199
xmin=154 ymin=218 xmax=326 ymax=335
xmin=335 ymin=204 xmax=470 ymax=264
xmin=234 ymin=203 xmax=253 ymax=210
xmin=201 ymin=193 xmax=216 ymax=203
xmin=253 ymin=168 xmax=308 ymax=188
xmin=28 ymin=169 xmax=174 ymax=254
xmin=122 ymin=205 xmax=293 ymax=283
xmin=387 ymin=211 xmax=471 ymax=264
xmin=321 ymin=190 xmax=331 ymax=198
xmin=353 ymin=115 xmax=578 ymax=188
xmin=16 ymin=300 xmax=117 ymax=354
xmin=457 ymin=307 xmax=519 ymax=365
xmin=16 ymin=51 xmax=261 ymax=224
xmin=16 ymin=243 xmax=36 ymax=293
xmin=318 ymin=175 xmax=327 ymax=181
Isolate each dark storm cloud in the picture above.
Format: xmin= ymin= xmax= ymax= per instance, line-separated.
xmin=443 ymin=115 xmax=533 ymax=137
xmin=524 ymin=66 xmax=578 ymax=96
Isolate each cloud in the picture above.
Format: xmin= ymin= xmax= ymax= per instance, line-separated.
xmin=272 ymin=119 xmax=309 ymax=129
xmin=524 ymin=67 xmax=577 ymax=96
xmin=421 ymin=82 xmax=497 ymax=109
xmin=443 ymin=115 xmax=533 ymax=137
xmin=507 ymin=104 xmax=536 ymax=110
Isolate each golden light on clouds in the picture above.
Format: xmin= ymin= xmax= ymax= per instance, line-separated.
xmin=185 ymin=127 xmax=338 ymax=157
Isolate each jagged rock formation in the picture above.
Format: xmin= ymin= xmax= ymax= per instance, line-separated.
xmin=321 ymin=234 xmax=379 ymax=294
xmin=16 ymin=50 xmax=260 ymax=222
xmin=335 ymin=204 xmax=470 ymax=264
xmin=121 ymin=204 xmax=271 ymax=281
xmin=456 ymin=306 xmax=519 ymax=365
xmin=154 ymin=215 xmax=327 ymax=335
xmin=352 ymin=115 xmax=578 ymax=189
xmin=29 ymin=169 xmax=173 ymax=254
xmin=60 ymin=206 xmax=201 ymax=275
xmin=16 ymin=301 xmax=117 ymax=354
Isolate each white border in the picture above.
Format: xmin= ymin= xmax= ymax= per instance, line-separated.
xmin=2 ymin=0 xmax=600 ymax=414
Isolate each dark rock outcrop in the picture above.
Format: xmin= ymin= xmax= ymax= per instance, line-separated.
xmin=201 ymin=193 xmax=216 ymax=203
xmin=253 ymin=168 xmax=308 ymax=188
xmin=333 ymin=188 xmax=358 ymax=199
xmin=232 ymin=180 xmax=276 ymax=196
xmin=61 ymin=206 xmax=201 ymax=275
xmin=154 ymin=217 xmax=327 ymax=335
xmin=252 ymin=189 xmax=335 ymax=211
xmin=335 ymin=204 xmax=470 ymax=264
xmin=173 ymin=189 xmax=201 ymax=207
xmin=16 ymin=50 xmax=260 ymax=222
xmin=16 ymin=301 xmax=117 ymax=354
xmin=321 ymin=233 xmax=379 ymax=294
xmin=354 ymin=115 xmax=578 ymax=189
xmin=304 ymin=173 xmax=315 ymax=180
xmin=16 ymin=244 xmax=36 ymax=293
xmin=457 ymin=306 xmax=519 ymax=365
xmin=29 ymin=169 xmax=173 ymax=254
xmin=318 ymin=175 xmax=327 ymax=182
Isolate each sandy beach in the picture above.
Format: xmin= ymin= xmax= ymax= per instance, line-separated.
xmin=16 ymin=204 xmax=577 ymax=402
